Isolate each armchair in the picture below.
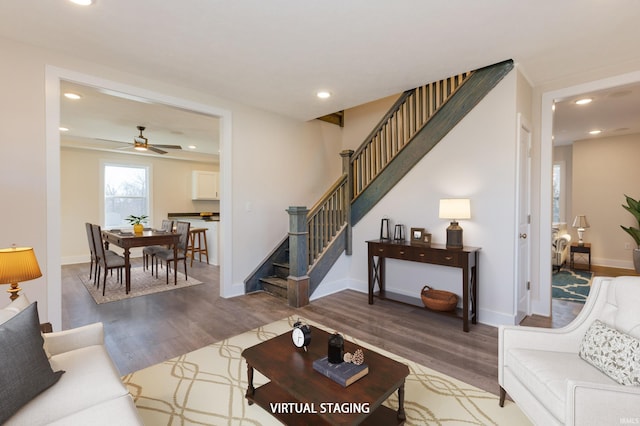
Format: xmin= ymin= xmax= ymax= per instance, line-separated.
xmin=499 ymin=276 xmax=640 ymax=425
xmin=552 ymin=227 xmax=571 ymax=272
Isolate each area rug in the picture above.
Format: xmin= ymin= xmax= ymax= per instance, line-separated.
xmin=552 ymin=269 xmax=593 ymax=303
xmin=122 ymin=317 xmax=530 ymax=425
xmin=79 ymin=266 xmax=203 ymax=304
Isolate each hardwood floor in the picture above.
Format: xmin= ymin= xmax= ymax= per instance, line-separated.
xmin=61 ymin=260 xmax=638 ymax=397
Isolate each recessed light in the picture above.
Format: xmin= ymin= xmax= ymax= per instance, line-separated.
xmin=59 ymin=127 xmax=69 ymax=132
xmin=64 ymin=92 xmax=82 ymax=100
xmin=316 ymin=91 xmax=332 ymax=99
xmin=188 ymin=145 xmax=197 ymax=150
xmin=575 ymin=98 xmax=593 ymax=105
xmin=69 ymin=0 xmax=94 ymax=5
xmin=589 ymin=129 xmax=602 ymax=135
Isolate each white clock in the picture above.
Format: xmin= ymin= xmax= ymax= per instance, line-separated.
xmin=292 ymin=320 xmax=311 ymax=350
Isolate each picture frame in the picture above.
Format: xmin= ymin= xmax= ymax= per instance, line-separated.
xmin=411 ymin=227 xmax=431 ymax=246
xmin=410 ymin=228 xmax=425 ymax=244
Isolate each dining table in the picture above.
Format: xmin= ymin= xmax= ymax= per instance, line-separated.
xmin=101 ymin=229 xmax=181 ymax=294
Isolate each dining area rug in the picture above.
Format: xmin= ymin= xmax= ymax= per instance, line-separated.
xmin=122 ymin=316 xmax=530 ymax=425
xmin=552 ymin=268 xmax=593 ymax=303
xmin=79 ymin=266 xmax=203 ymax=304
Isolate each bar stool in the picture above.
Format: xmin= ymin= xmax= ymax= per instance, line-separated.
xmin=187 ymin=228 xmax=209 ymax=266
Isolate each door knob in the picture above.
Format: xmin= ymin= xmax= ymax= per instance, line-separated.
xmin=519 ymin=233 xmax=527 ymax=239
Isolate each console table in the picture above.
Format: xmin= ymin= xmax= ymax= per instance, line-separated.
xmin=367 ymin=240 xmax=480 ymax=332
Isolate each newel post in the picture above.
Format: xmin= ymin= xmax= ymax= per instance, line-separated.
xmin=287 ymin=206 xmax=309 ymax=308
xmin=341 ymin=150 xmax=354 ymax=255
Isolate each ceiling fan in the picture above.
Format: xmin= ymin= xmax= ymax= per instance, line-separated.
xmin=99 ymin=126 xmax=182 ymax=154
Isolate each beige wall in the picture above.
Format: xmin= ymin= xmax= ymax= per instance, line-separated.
xmin=60 ymin=147 xmax=219 ymax=263
xmin=572 ymin=133 xmax=640 ymax=268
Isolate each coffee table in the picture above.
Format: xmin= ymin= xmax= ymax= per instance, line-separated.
xmin=241 ymin=325 xmax=409 ymax=425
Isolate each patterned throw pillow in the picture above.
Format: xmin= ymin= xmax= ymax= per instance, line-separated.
xmin=579 ymin=319 xmax=640 ymax=386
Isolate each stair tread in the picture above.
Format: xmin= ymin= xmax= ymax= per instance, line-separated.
xmin=260 ymin=276 xmax=287 ymax=288
xmin=272 ymin=262 xmax=290 ymax=268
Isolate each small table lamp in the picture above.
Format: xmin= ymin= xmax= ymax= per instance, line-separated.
xmin=572 ymin=215 xmax=590 ymax=246
xmin=0 ymin=246 xmax=42 ymax=302
xmin=439 ymin=199 xmax=471 ymax=249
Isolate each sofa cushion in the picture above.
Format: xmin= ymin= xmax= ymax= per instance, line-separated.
xmin=47 ymin=394 xmax=142 ymax=426
xmin=506 ymin=348 xmax=617 ymax=422
xmin=0 ymin=302 xmax=64 ymax=424
xmin=579 ymin=319 xmax=640 ymax=386
xmin=0 ymin=295 xmax=30 ymax=325
xmin=5 ymin=343 xmax=131 ymax=425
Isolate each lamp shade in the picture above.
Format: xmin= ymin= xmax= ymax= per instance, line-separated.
xmin=572 ymin=215 xmax=590 ymax=229
xmin=0 ymin=247 xmax=42 ymax=284
xmin=439 ymin=199 xmax=471 ymax=220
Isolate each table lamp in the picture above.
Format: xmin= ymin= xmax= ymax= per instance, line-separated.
xmin=0 ymin=246 xmax=42 ymax=302
xmin=572 ymin=215 xmax=590 ymax=246
xmin=439 ymin=199 xmax=471 ymax=249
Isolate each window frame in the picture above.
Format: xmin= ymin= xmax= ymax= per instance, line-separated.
xmin=100 ymin=160 xmax=152 ymax=229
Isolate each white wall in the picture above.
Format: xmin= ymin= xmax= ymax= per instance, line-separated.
xmin=317 ymin=71 xmax=524 ymax=326
xmin=0 ymin=36 xmax=342 ymax=329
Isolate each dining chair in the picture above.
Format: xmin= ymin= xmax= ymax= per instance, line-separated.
xmin=91 ymin=223 xmax=126 ymax=296
xmin=142 ymin=219 xmax=174 ymax=272
xmin=85 ymin=222 xmax=98 ymax=283
xmin=85 ymin=222 xmax=122 ymax=287
xmin=154 ymin=221 xmax=190 ymax=285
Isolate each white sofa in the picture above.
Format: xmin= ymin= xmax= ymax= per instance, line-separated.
xmin=499 ymin=276 xmax=640 ymax=425
xmin=1 ymin=298 xmax=142 ymax=425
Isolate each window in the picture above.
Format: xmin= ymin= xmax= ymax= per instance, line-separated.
xmin=103 ymin=163 xmax=150 ymax=228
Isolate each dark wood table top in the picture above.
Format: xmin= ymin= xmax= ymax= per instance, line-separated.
xmin=102 ymin=229 xmax=180 ymax=248
xmin=242 ymin=325 xmax=409 ymax=425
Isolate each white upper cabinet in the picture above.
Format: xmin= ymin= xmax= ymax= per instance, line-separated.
xmin=192 ymin=171 xmax=219 ymax=200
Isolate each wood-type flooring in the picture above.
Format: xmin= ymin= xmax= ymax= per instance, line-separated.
xmin=61 ymin=260 xmax=635 ymax=396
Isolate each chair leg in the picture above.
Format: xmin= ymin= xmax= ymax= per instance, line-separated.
xmin=499 ymin=387 xmax=506 ymax=407
xmin=102 ymin=270 xmax=108 ymax=296
xmin=183 ymin=258 xmax=187 ymax=283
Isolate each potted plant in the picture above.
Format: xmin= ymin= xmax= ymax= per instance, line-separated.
xmin=125 ymin=214 xmax=148 ymax=234
xmin=620 ymin=194 xmax=640 ymax=272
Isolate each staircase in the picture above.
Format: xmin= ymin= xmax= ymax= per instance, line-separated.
xmin=245 ymin=59 xmax=514 ymax=304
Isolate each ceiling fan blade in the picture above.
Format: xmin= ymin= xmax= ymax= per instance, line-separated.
xmin=147 ymin=146 xmax=168 ymax=154
xmin=94 ymin=138 xmax=129 ymax=145
xmin=152 ymin=144 xmax=182 ymax=150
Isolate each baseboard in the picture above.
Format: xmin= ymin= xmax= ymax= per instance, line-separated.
xmin=592 ymin=256 xmax=634 ymax=270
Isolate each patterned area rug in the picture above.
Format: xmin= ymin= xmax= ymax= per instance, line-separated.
xmin=552 ymin=269 xmax=593 ymax=303
xmin=79 ymin=266 xmax=202 ymax=304
xmin=122 ymin=317 xmax=530 ymax=425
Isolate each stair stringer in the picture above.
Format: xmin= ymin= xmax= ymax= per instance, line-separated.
xmin=351 ymin=59 xmax=514 ymax=226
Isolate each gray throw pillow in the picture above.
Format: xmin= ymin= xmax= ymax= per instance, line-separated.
xmin=579 ymin=319 xmax=640 ymax=386
xmin=0 ymin=302 xmax=65 ymax=424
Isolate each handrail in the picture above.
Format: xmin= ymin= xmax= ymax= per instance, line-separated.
xmin=350 ymin=71 xmax=473 ymax=200
xmin=306 ymin=174 xmax=349 ymax=267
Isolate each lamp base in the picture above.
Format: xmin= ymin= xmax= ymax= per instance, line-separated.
xmin=446 ymin=221 xmax=463 ymax=249
xmin=7 ymin=282 xmax=21 ymax=302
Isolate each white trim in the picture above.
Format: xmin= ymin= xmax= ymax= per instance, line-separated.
xmin=45 ymin=66 xmax=234 ymax=329
xmin=536 ymin=69 xmax=640 ymax=317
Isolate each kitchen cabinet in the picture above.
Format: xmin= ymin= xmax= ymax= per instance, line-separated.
xmin=192 ymin=171 xmax=219 ymax=200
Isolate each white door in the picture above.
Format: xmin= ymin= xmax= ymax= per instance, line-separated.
xmin=515 ymin=114 xmax=532 ymax=323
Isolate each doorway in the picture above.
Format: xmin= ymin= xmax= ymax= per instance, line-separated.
xmin=45 ymin=67 xmax=233 ymax=329
xmin=538 ymin=69 xmax=640 ymax=316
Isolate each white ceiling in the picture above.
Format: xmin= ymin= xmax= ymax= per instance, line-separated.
xmin=2 ymin=0 xmax=640 ymax=153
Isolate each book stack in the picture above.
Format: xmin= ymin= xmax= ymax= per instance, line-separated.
xmin=312 ymin=357 xmax=369 ymax=387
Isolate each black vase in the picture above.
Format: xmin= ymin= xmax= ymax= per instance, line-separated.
xmin=328 ymin=333 xmax=344 ymax=364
